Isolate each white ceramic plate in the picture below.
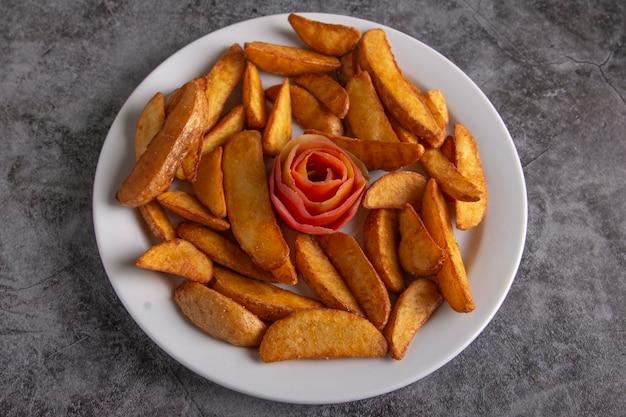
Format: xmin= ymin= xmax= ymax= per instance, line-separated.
xmin=93 ymin=13 xmax=527 ymax=404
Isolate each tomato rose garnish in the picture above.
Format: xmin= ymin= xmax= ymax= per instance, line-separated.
xmin=270 ymin=134 xmax=369 ymax=234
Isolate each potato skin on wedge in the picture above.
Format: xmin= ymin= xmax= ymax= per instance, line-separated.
xmin=173 ymin=281 xmax=267 ymax=347
xmin=259 ymin=309 xmax=388 ymax=362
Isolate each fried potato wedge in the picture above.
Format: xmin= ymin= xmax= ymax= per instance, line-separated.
xmin=266 ymin=84 xmax=345 ymax=135
xmin=244 ymin=41 xmax=341 ymax=77
xmin=294 ymin=233 xmax=364 ymax=316
xmin=192 ymin=146 xmax=227 ymax=219
xmin=242 ymin=61 xmax=267 ymax=129
xmin=363 ymin=209 xmax=405 ymax=293
xmin=259 ymin=308 xmax=387 ymax=362
xmin=420 ymin=147 xmax=482 ymax=202
xmin=204 ymin=43 xmax=247 ymax=131
xmin=318 ymin=232 xmax=391 ymax=329
xmin=176 ymin=222 xmax=281 ymax=283
xmin=174 ymin=281 xmax=266 ymax=347
xmin=398 ymin=203 xmax=444 ymax=277
xmin=201 ymin=104 xmax=245 ymax=156
xmin=346 ymin=71 xmax=399 ymax=143
xmin=293 ymin=72 xmax=349 ymax=119
xmin=211 ymin=266 xmax=322 ymax=322
xmin=358 ymin=29 xmax=442 ymax=141
xmin=134 ymin=92 xmax=165 ymax=160
xmin=383 ymin=278 xmax=443 ymax=360
xmin=389 ymin=116 xmax=420 ymax=145
xmin=287 ymin=13 xmax=361 ymax=57
xmin=425 ymin=89 xmax=449 ymax=130
xmin=453 ymin=123 xmax=488 ymax=230
xmin=157 ymin=190 xmax=230 ymax=231
xmin=308 ymin=129 xmax=423 ymax=171
xmin=337 ymin=48 xmax=360 ymax=86
xmin=270 ymin=257 xmax=298 ymax=286
xmin=362 ymin=170 xmax=428 ymax=211
xmin=138 ymin=200 xmax=177 ymax=242
xmin=421 ymin=179 xmax=475 ymax=312
xmin=116 ymin=80 xmax=208 ymax=207
xmin=222 ymin=130 xmax=290 ymax=270
xmin=262 ymin=78 xmax=292 ymax=156
xmin=135 ymin=238 xmax=213 ymax=283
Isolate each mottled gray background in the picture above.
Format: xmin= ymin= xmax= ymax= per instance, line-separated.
xmin=2 ymin=0 xmax=625 ymax=416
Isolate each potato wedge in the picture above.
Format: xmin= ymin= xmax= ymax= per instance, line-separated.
xmin=222 ymin=130 xmax=290 ymax=270
xmin=421 ymin=179 xmax=475 ymax=312
xmin=203 ymin=43 xmax=247 ymax=131
xmin=135 ymin=238 xmax=213 ymax=283
xmin=398 ymin=203 xmax=444 ymax=277
xmin=192 ymin=146 xmax=226 ymax=219
xmin=138 ymin=200 xmax=177 ymax=242
xmin=288 ymin=13 xmax=361 ymax=56
xmin=362 ymin=171 xmax=428 ymax=211
xmin=294 ymin=233 xmax=364 ymax=316
xmin=358 ymin=29 xmax=442 ymax=142
xmin=211 ymin=266 xmax=322 ymax=322
xmin=363 ymin=209 xmax=405 ymax=293
xmin=242 ymin=61 xmax=267 ymax=129
xmin=259 ymin=308 xmax=387 ymax=362
xmin=269 ymin=257 xmax=298 ymax=286
xmin=318 ymin=232 xmax=391 ymax=329
xmin=266 ymin=84 xmax=345 ymax=135
xmin=389 ymin=116 xmax=420 ymax=145
xmin=116 ymin=80 xmax=208 ymax=207
xmin=308 ymin=129 xmax=423 ymax=171
xmin=383 ymin=278 xmax=443 ymax=360
xmin=337 ymin=48 xmax=360 ymax=86
xmin=157 ymin=190 xmax=230 ymax=231
xmin=134 ymin=92 xmax=165 ymax=160
xmin=244 ymin=41 xmax=341 ymax=77
xmin=176 ymin=222 xmax=280 ymax=283
xmin=262 ymin=78 xmax=292 ymax=156
xmin=293 ymin=72 xmax=349 ymax=119
xmin=453 ymin=123 xmax=488 ymax=230
xmin=345 ymin=71 xmax=399 ymax=143
xmin=174 ymin=281 xmax=266 ymax=347
xmin=425 ymin=89 xmax=449 ymax=129
xmin=420 ymin=147 xmax=482 ymax=202
xmin=201 ymin=104 xmax=245 ymax=156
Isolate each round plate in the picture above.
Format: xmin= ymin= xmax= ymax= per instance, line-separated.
xmin=93 ymin=13 xmax=527 ymax=404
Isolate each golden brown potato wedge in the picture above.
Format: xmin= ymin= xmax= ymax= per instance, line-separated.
xmin=287 ymin=13 xmax=361 ymax=57
xmin=157 ymin=190 xmax=230 ymax=231
xmin=242 ymin=61 xmax=267 ymax=129
xmin=363 ymin=209 xmax=405 ymax=293
xmin=307 ymin=129 xmax=423 ymax=171
xmin=358 ymin=29 xmax=442 ymax=142
xmin=176 ymin=222 xmax=281 ymax=283
xmin=420 ymin=147 xmax=482 ymax=202
xmin=244 ymin=41 xmax=341 ymax=77
xmin=293 ymin=72 xmax=349 ymax=119
xmin=362 ymin=170 xmax=428 ymax=211
xmin=116 ymin=80 xmax=208 ymax=207
xmin=201 ymin=104 xmax=245 ymax=156
xmin=192 ymin=147 xmax=227 ymax=219
xmin=389 ymin=116 xmax=420 ymax=145
xmin=337 ymin=48 xmax=361 ymax=86
xmin=222 ymin=130 xmax=290 ymax=270
xmin=346 ymin=71 xmax=399 ymax=143
xmin=262 ymin=78 xmax=292 ymax=156
xmin=174 ymin=281 xmax=266 ymax=347
xmin=259 ymin=308 xmax=388 ymax=362
xmin=294 ymin=233 xmax=364 ymax=316
xmin=135 ymin=238 xmax=213 ymax=283
xmin=421 ymin=179 xmax=475 ymax=312
xmin=383 ymin=278 xmax=443 ymax=360
xmin=134 ymin=92 xmax=165 ymax=160
xmin=425 ymin=89 xmax=449 ymax=130
xmin=453 ymin=123 xmax=488 ymax=230
xmin=318 ymin=232 xmax=391 ymax=330
xmin=266 ymin=84 xmax=345 ymax=135
xmin=203 ymin=43 xmax=247 ymax=131
xmin=138 ymin=200 xmax=177 ymax=242
xmin=398 ymin=203 xmax=445 ymax=277
xmin=210 ymin=266 xmax=322 ymax=322
xmin=269 ymin=257 xmax=298 ymax=286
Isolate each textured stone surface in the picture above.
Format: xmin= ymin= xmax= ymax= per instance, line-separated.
xmin=1 ymin=0 xmax=624 ymax=415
